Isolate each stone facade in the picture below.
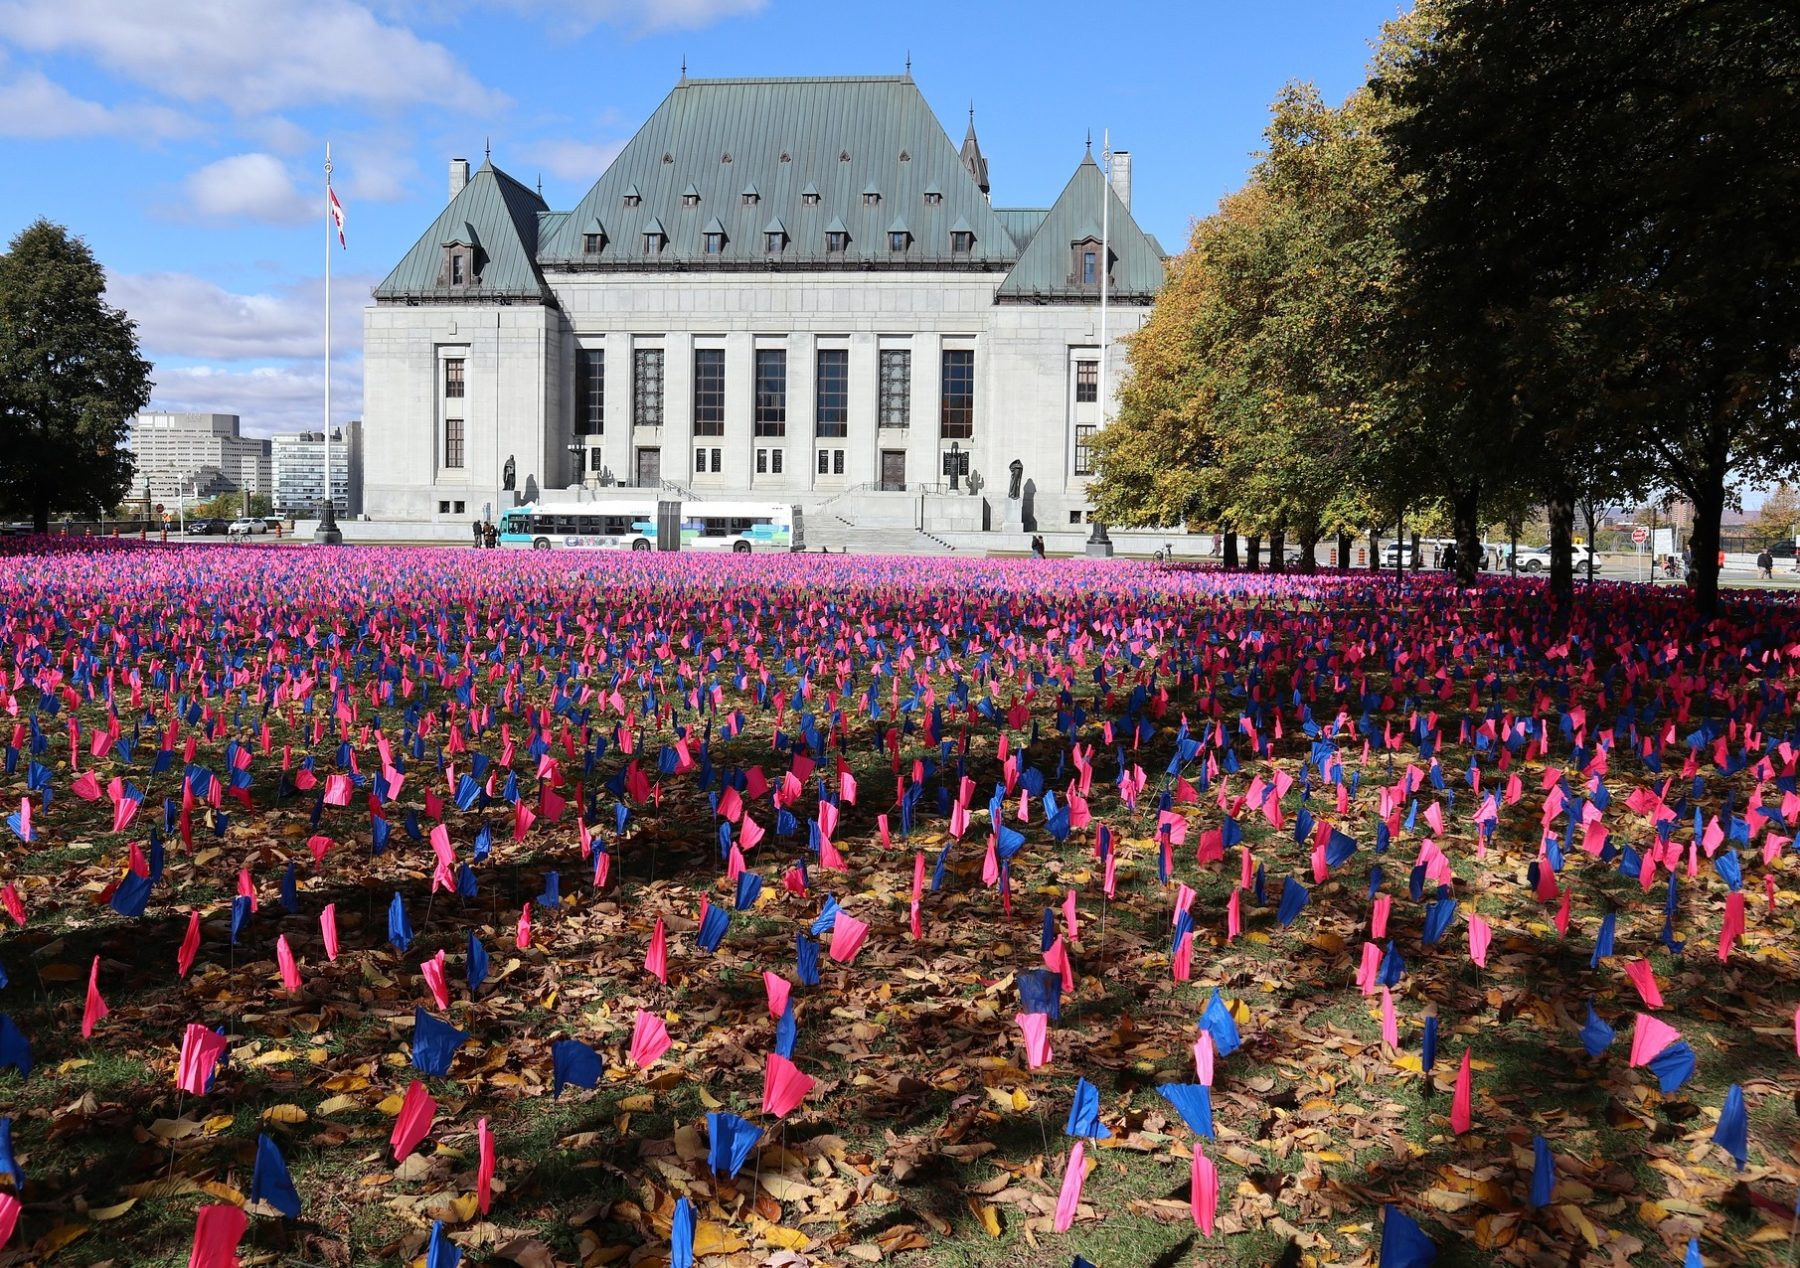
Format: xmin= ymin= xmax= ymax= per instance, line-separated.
xmin=363 ymin=76 xmax=1161 ymax=528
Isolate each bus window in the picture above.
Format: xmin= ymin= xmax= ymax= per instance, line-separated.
xmin=578 ymin=515 xmax=599 ymax=535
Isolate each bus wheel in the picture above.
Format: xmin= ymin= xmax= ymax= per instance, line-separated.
xmin=732 ymin=540 xmax=752 ymax=554
xmin=532 ymin=538 xmax=550 ymax=551
xmin=631 ymin=538 xmax=651 ymax=552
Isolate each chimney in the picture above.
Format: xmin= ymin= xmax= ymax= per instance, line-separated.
xmin=1109 ymin=150 xmax=1132 ymax=214
xmin=450 ymin=157 xmax=470 ymax=201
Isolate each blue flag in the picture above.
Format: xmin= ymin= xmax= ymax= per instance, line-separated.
xmin=1157 ymin=1083 xmax=1215 ymax=1139
xmin=775 ymin=1000 xmax=798 ymax=1059
xmin=795 ymin=934 xmax=821 ymax=986
xmin=1201 ymin=988 xmax=1241 ymax=1057
xmin=1579 ymin=1002 xmax=1614 ymax=1057
xmin=1421 ymin=1015 xmax=1438 ymax=1074
xmin=1589 ymin=910 xmax=1616 ymax=968
xmin=0 ymin=1116 xmax=22 ymax=1185
xmin=1379 ymin=1204 xmax=1437 ymax=1267
xmin=671 ymin=1195 xmax=695 ymax=1268
xmin=231 ymin=894 xmax=253 ymax=944
xmin=552 ymin=1039 xmax=603 ymax=1098
xmin=467 ymin=932 xmax=489 ymax=993
xmin=536 ymin=871 xmax=561 ymax=908
xmin=388 ymin=892 xmax=413 ymax=952
xmin=1277 ymin=877 xmax=1310 ymax=928
xmin=1713 ymin=1084 xmax=1747 ymax=1170
xmin=426 ymin=1219 xmax=461 ymax=1268
xmin=706 ymin=1111 xmax=763 ymax=1179
xmin=1529 ymin=1135 xmax=1554 ymax=1209
xmin=1647 ymin=1040 xmax=1697 ymax=1094
xmin=735 ymin=871 xmax=763 ymax=911
xmin=1064 ymin=1077 xmax=1111 ymax=1139
xmin=109 ymin=869 xmax=154 ymax=919
xmin=697 ymin=903 xmax=730 ymax=952
xmin=250 ymin=1132 xmax=302 ymax=1218
xmin=411 ymin=1008 xmax=468 ymax=1077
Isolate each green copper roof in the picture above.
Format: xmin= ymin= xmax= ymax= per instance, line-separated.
xmin=375 ymin=160 xmax=550 ymax=301
xmin=993 ymin=207 xmax=1049 ymax=252
xmin=537 ymin=75 xmax=1018 ymax=269
xmin=995 ymin=154 xmax=1164 ymax=303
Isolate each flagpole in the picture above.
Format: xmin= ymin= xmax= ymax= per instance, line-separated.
xmin=316 ymin=142 xmax=343 ymax=544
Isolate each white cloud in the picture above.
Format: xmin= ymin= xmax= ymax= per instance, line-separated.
xmin=0 ymin=69 xmax=196 ymax=139
xmin=519 ymin=137 xmax=625 ymax=183
xmin=105 ymin=269 xmax=374 ymax=362
xmin=537 ymin=0 xmax=767 ymax=33
xmin=146 ymin=362 xmax=363 ymax=436
xmin=0 ymin=0 xmax=505 ymax=115
xmin=182 ymin=153 xmax=310 ymax=224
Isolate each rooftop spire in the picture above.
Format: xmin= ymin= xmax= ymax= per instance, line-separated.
xmin=960 ymin=103 xmax=989 ymax=199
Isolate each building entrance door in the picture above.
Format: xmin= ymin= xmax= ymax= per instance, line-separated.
xmin=879 ymin=450 xmax=906 ymax=492
xmin=636 ymin=448 xmax=661 ymax=489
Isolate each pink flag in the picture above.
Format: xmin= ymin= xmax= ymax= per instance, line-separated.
xmin=1190 ymin=1143 xmax=1218 ymax=1235
xmin=761 ymin=1051 xmax=815 ymax=1118
xmin=1226 ymin=887 xmax=1241 ymax=941
xmin=187 ymin=1203 xmax=247 ymax=1268
xmin=1062 ymin=888 xmax=1079 ymax=943
xmin=1380 ymin=987 xmax=1399 ymax=1048
xmin=1172 ymin=930 xmax=1193 ymax=982
xmin=1624 ymin=958 xmax=1663 ymax=1009
xmin=176 ymin=1022 xmax=228 ymax=1095
xmin=476 ymin=1116 xmax=495 ymax=1215
xmin=321 ymin=904 xmax=339 ymax=961
xmin=763 ymin=971 xmax=791 ymax=1019
xmin=0 ymin=1190 xmax=18 ymax=1252
xmin=629 ymin=1009 xmax=671 ymax=1068
xmin=422 ymin=950 xmax=450 ymax=1009
xmin=390 ymin=1079 xmax=436 ymax=1162
xmin=1015 ymin=1011 xmax=1052 ymax=1069
xmin=307 ymin=835 xmax=332 ymax=868
xmin=645 ymin=918 xmax=668 ymax=984
xmin=1468 ymin=914 xmax=1492 ymax=968
xmin=1193 ymin=1031 xmax=1214 ymax=1086
xmin=515 ymin=903 xmax=532 ymax=950
xmin=1053 ymin=1141 xmax=1086 ymax=1232
xmin=1042 ymin=936 xmax=1074 ymax=992
xmin=828 ymin=911 xmax=869 ymax=963
xmin=1449 ymin=1049 xmax=1473 ymax=1133
xmin=275 ymin=935 xmax=302 ymax=993
xmin=178 ymin=910 xmax=202 ymax=978
xmin=739 ymin=815 xmax=765 ymax=850
xmin=1357 ymin=941 xmax=1381 ymax=996
xmin=82 ymin=955 xmax=108 ymax=1038
xmin=1628 ymin=1013 xmax=1681 ymax=1067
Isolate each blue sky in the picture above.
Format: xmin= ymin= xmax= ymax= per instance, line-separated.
xmin=0 ymin=0 xmax=1406 ymax=435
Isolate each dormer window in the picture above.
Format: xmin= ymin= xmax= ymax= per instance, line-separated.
xmin=826 ymin=231 xmax=848 ymax=253
xmin=766 ymin=231 xmax=785 ymax=253
xmin=583 ymin=233 xmax=601 ymax=254
xmin=924 ymin=191 xmax=942 ymax=206
xmin=682 ymin=193 xmax=699 ymax=208
xmin=888 ymin=231 xmax=909 ymax=252
xmin=451 ymin=253 xmax=465 ymax=284
xmin=1071 ymin=237 xmax=1108 ymax=285
xmin=802 ymin=191 xmax=820 ymax=206
xmin=703 ymin=233 xmax=722 ymax=254
xmin=642 ymin=232 xmax=665 ymax=255
xmin=1082 ymin=249 xmax=1097 ymax=284
xmin=951 ymin=231 xmax=973 ymax=254
xmin=624 ymin=195 xmax=640 ymax=207
xmin=863 ymin=188 xmax=880 ymax=207
xmin=743 ymin=191 xmax=759 ymax=206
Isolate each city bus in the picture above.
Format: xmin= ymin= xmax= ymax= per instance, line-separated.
xmin=498 ymin=501 xmax=658 ymax=550
xmin=498 ymin=500 xmax=803 ymax=552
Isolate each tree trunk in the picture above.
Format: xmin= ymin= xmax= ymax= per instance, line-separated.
xmin=1395 ymin=507 xmax=1405 ymax=583
xmin=1508 ymin=520 xmax=1522 ymax=576
xmin=1269 ymin=526 xmax=1286 ymax=574
xmin=1294 ymin=527 xmax=1320 ymax=575
xmin=1222 ymin=530 xmax=1239 ymax=570
xmin=1689 ymin=473 xmax=1727 ymax=618
xmin=1546 ymin=484 xmax=1576 ymax=618
xmin=1337 ymin=530 xmax=1352 ymax=572
xmin=1246 ymin=534 xmax=1262 ymax=572
xmin=1451 ymin=482 xmax=1481 ymax=586
xmin=1409 ymin=530 xmax=1422 ymax=572
xmin=1582 ymin=500 xmax=1598 ymax=585
xmin=1369 ymin=526 xmax=1381 ymax=572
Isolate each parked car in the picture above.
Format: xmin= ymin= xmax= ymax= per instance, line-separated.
xmin=1508 ymin=544 xmax=1600 ymax=573
xmin=1768 ymin=540 xmax=1797 ymax=559
xmin=184 ymin=518 xmax=227 ymax=536
xmin=228 ymin=516 xmax=269 ymax=536
xmin=1381 ymin=541 xmax=1418 ymax=568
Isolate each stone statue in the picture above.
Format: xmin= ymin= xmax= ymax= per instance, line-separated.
xmin=1007 ymin=459 xmax=1023 ymax=500
xmin=502 ymin=456 xmax=516 ymax=491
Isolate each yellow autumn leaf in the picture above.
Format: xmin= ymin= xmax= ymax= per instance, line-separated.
xmin=696 ymin=1086 xmax=722 ymax=1109
xmin=262 ymin=1104 xmax=309 ymax=1124
xmin=618 ymin=1094 xmax=655 ymax=1111
xmin=88 ymin=1199 xmax=137 ymax=1221
xmin=317 ymin=1094 xmax=361 ymax=1116
xmin=375 ymin=1092 xmax=407 ymax=1115
xmin=977 ymin=1203 xmax=1003 ymax=1237
xmin=692 ymin=1221 xmax=748 ymax=1255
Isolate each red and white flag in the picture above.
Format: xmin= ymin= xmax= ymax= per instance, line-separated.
xmin=328 ymin=187 xmax=346 ymax=248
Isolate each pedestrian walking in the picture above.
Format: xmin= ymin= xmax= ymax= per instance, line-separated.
xmin=472 ymin=518 xmax=483 ymax=549
xmin=1757 ymin=548 xmax=1773 ymax=579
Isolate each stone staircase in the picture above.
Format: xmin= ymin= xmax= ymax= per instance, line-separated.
xmin=800 ymin=514 xmax=956 ymax=555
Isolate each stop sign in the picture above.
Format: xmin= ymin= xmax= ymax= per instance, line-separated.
xmin=1631 ymin=526 xmax=1648 ymax=545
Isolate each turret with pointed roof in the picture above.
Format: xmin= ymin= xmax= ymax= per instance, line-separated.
xmin=374 ymin=157 xmax=550 ymax=302
xmin=961 ymin=106 xmax=989 ymax=199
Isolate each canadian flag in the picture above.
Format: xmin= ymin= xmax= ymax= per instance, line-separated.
xmin=328 ymin=187 xmax=346 ymax=248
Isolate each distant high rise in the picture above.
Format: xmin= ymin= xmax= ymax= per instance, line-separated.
xmin=127 ymin=412 xmax=270 ymax=501
xmin=272 ymin=422 xmax=363 ymax=516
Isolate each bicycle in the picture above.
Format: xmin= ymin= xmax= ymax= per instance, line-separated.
xmin=1152 ymin=542 xmax=1174 ymax=562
